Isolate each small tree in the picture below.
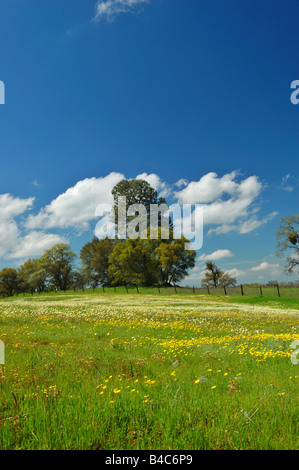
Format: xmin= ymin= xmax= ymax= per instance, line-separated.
xmin=108 ymin=238 xmax=160 ymax=287
xmin=276 ymin=214 xmax=299 ymax=274
xmin=218 ymin=273 xmax=237 ymax=287
xmin=18 ymin=258 xmax=47 ymax=294
xmin=40 ymin=244 xmax=76 ymax=291
xmin=72 ymin=267 xmax=89 ymax=292
xmin=80 ymin=237 xmax=116 ymax=287
xmin=111 ymin=179 xmax=169 ymax=233
xmin=0 ymin=268 xmax=19 ymax=297
xmin=155 ymin=237 xmax=196 ymax=286
xmin=201 ymin=261 xmax=236 ymax=288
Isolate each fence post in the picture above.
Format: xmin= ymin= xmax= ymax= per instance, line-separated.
xmin=125 ymin=286 xmax=128 ymax=293
xmin=240 ymin=284 xmax=244 ymax=296
xmin=174 ymin=286 xmax=177 ymax=294
xmin=277 ymin=283 xmax=280 ymax=297
xmin=224 ymin=286 xmax=227 ymax=295
xmin=114 ymin=287 xmax=116 ymax=293
xmin=259 ymin=286 xmax=262 ymax=296
xmin=193 ymin=286 xmax=195 ymax=294
xmin=207 ymin=286 xmax=210 ymax=294
xmin=158 ymin=286 xmax=160 ymax=294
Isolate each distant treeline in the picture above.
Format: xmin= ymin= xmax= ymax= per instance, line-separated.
xmin=0 ymin=239 xmax=297 ymax=298
xmin=0 ymin=236 xmax=196 ymax=297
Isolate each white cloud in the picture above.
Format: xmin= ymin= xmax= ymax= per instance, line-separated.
xmin=6 ymin=232 xmax=67 ymax=260
xmin=181 ymin=266 xmax=206 ymax=284
xmin=250 ymin=262 xmax=280 ymax=272
xmin=136 ymin=172 xmax=170 ymax=198
xmin=94 ymin=0 xmax=149 ymax=21
xmin=198 ymin=249 xmax=234 ymax=261
xmin=0 ymin=194 xmax=34 ymax=258
xmin=0 ymin=193 xmax=66 ymax=260
xmin=207 ymin=224 xmax=236 ymax=235
xmin=224 ymin=267 xmax=246 ymax=278
xmin=0 ymin=219 xmax=20 ymax=258
xmin=0 ymin=193 xmax=34 ymax=220
xmin=26 ymin=173 xmax=124 ymax=231
xmin=207 ymin=212 xmax=278 ymax=235
xmin=238 ymin=212 xmax=278 ymax=234
xmin=280 ymin=174 xmax=294 ymax=192
xmin=175 ymin=172 xmax=270 ymax=233
xmin=174 ymin=178 xmax=188 ymax=189
xmin=203 ymin=197 xmax=253 ymax=226
xmin=25 ymin=171 xmax=275 ymax=238
xmin=175 ymin=171 xmax=240 ymax=204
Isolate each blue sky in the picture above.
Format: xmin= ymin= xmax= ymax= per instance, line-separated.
xmin=0 ymin=0 xmax=298 ymax=285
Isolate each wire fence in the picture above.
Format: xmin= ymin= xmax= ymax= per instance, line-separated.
xmin=9 ymin=284 xmax=299 ymax=298
xmin=73 ymin=284 xmax=299 ymax=298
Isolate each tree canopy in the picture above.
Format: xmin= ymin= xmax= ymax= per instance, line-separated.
xmin=201 ymin=261 xmax=237 ymax=288
xmin=276 ymin=214 xmax=299 ymax=274
xmin=40 ymin=244 xmax=76 ymax=291
xmin=80 ymin=237 xmax=116 ymax=287
xmin=111 ymin=178 xmax=169 ymax=236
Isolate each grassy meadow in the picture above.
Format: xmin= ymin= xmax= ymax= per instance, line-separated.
xmin=0 ymin=292 xmax=298 ymax=450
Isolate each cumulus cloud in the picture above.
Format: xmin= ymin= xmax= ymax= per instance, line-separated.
xmin=175 ymin=171 xmax=240 ymax=204
xmin=198 ymin=249 xmax=234 ymax=261
xmin=174 ymin=171 xmax=277 ymax=235
xmin=238 ymin=212 xmax=278 ymax=234
xmin=0 ymin=193 xmax=34 ymax=219
xmin=224 ymin=267 xmax=246 ymax=278
xmin=0 ymin=193 xmax=66 ymax=260
xmin=94 ymin=0 xmax=149 ymax=21
xmin=6 ymin=232 xmax=67 ymax=260
xmin=221 ymin=261 xmax=282 ymax=282
xmin=26 ymin=173 xmax=124 ymax=231
xmin=24 ymin=171 xmax=275 ymax=237
xmin=174 ymin=178 xmax=189 ymax=189
xmin=136 ymin=172 xmax=170 ymax=198
xmin=175 ymin=172 xmax=269 ymax=233
xmin=208 ymin=212 xmax=278 ymax=235
xmin=0 ymin=194 xmax=34 ymax=258
xmin=250 ymin=262 xmax=280 ymax=272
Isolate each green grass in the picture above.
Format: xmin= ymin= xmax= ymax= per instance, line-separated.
xmin=0 ymin=293 xmax=298 ymax=449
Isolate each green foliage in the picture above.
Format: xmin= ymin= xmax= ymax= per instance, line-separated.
xmin=39 ymin=243 xmax=76 ymax=291
xmin=108 ymin=238 xmax=160 ymax=286
xmin=71 ymin=266 xmax=89 ymax=291
xmin=107 ymin=235 xmax=196 ymax=287
xmin=80 ymin=237 xmax=116 ymax=287
xmin=0 ymin=294 xmax=297 ymax=450
xmin=202 ymin=261 xmax=237 ymax=288
xmin=18 ymin=258 xmax=47 ymax=294
xmin=155 ymin=237 xmax=196 ymax=285
xmin=276 ymin=214 xmax=299 ymax=274
xmin=112 ymin=178 xmax=164 ymax=214
xmin=0 ymin=268 xmax=19 ymax=297
xmin=112 ymin=178 xmax=168 ymax=232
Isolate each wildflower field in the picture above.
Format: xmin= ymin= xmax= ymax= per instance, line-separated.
xmin=0 ymin=293 xmax=298 ymax=450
